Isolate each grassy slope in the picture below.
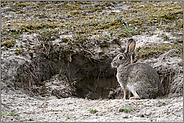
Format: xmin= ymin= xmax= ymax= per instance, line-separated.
xmin=1 ymin=1 xmax=183 ymax=58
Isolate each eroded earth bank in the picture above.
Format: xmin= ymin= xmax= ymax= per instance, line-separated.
xmin=1 ymin=1 xmax=183 ymax=122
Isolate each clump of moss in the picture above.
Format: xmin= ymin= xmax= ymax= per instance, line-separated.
xmin=70 ymin=10 xmax=82 ymax=15
xmin=178 ymin=61 xmax=183 ymax=66
xmin=17 ymin=3 xmax=27 ymax=7
xmin=136 ymin=43 xmax=174 ymax=59
xmin=174 ymin=38 xmax=183 ymax=44
xmin=158 ymin=14 xmax=175 ymax=20
xmin=15 ymin=48 xmax=22 ymax=55
xmin=128 ymin=20 xmax=142 ymax=25
xmin=1 ymin=41 xmax=15 ymax=48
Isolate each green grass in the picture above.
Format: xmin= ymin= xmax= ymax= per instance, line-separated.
xmin=179 ymin=54 xmax=183 ymax=59
xmin=1 ymin=112 xmax=19 ymax=116
xmin=123 ymin=28 xmax=136 ymax=35
xmin=1 ymin=112 xmax=8 ymax=115
xmin=8 ymin=112 xmax=19 ymax=116
xmin=90 ymin=109 xmax=98 ymax=114
xmin=119 ymin=108 xmax=132 ymax=113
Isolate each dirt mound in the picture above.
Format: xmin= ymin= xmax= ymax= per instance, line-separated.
xmin=1 ymin=37 xmax=182 ymax=100
xmin=143 ymin=49 xmax=183 ymax=98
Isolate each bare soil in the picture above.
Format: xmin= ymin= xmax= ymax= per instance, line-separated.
xmin=1 ymin=90 xmax=183 ymax=122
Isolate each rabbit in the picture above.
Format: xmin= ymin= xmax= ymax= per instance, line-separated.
xmin=111 ymin=38 xmax=160 ymax=99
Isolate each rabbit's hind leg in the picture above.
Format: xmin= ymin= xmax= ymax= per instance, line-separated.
xmin=127 ymin=84 xmax=141 ymax=100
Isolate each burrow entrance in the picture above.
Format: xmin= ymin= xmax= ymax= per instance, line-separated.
xmin=16 ymin=49 xmax=120 ymax=99
xmin=57 ymin=52 xmax=120 ymax=99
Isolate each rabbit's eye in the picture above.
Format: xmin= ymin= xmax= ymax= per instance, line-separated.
xmin=119 ymin=56 xmax=123 ymax=60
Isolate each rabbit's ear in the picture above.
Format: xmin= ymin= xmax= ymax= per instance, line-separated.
xmin=126 ymin=38 xmax=136 ymax=53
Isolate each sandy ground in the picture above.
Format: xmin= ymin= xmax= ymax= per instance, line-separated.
xmin=1 ymin=90 xmax=183 ymax=122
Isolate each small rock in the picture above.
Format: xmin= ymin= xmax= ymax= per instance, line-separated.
xmin=122 ymin=114 xmax=129 ymax=118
